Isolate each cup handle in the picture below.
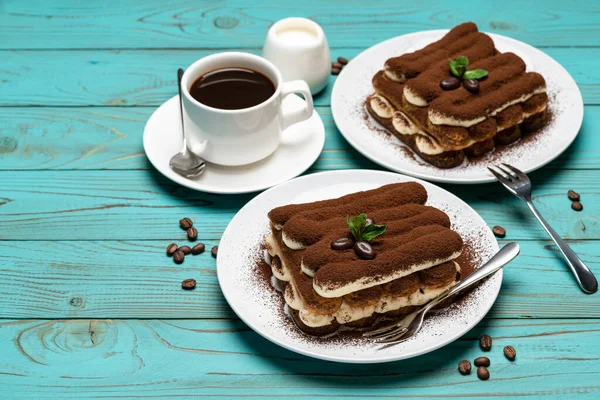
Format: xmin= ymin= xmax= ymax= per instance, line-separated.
xmin=279 ymin=80 xmax=314 ymax=131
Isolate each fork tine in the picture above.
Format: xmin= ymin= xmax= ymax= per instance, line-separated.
xmin=362 ymin=323 xmax=401 ymax=337
xmin=375 ymin=327 xmax=409 ymax=344
xmin=502 ymin=163 xmax=529 ymax=180
xmin=496 ymin=164 xmax=518 ymax=179
xmin=488 ymin=167 xmax=513 ymax=186
xmin=369 ymin=325 xmax=408 ymax=340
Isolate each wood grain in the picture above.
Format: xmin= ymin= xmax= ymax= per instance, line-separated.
xmin=0 ymin=168 xmax=597 ymax=241
xmin=0 ymin=240 xmax=598 ymax=319
xmin=1 ymin=48 xmax=598 ymax=107
xmin=0 ymin=318 xmax=598 ymax=398
xmin=1 ymin=0 xmax=600 ymax=49
xmin=1 ymin=106 xmax=597 ymax=171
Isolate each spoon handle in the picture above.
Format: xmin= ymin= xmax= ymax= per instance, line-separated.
xmin=177 ymin=68 xmax=187 ymax=152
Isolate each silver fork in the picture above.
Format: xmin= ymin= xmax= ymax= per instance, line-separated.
xmin=488 ymin=163 xmax=597 ymax=294
xmin=364 ymin=242 xmax=520 ymax=344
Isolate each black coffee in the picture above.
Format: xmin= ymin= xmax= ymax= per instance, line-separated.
xmin=189 ymin=68 xmax=275 ymax=110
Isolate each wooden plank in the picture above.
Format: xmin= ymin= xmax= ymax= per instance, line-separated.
xmin=0 ymin=240 xmax=598 ymax=319
xmin=1 ymin=105 xmax=597 ymax=171
xmin=0 ymin=168 xmax=597 ymax=241
xmin=0 ymin=318 xmax=598 ymax=398
xmin=1 ymin=0 xmax=600 ymax=49
xmin=1 ymin=48 xmax=599 ymax=107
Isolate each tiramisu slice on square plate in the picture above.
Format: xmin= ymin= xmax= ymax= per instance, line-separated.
xmin=264 ymin=182 xmax=465 ymax=336
xmin=366 ymin=22 xmax=549 ymax=168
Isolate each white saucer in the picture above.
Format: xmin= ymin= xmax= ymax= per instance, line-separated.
xmin=331 ymin=30 xmax=584 ymax=184
xmin=143 ymin=95 xmax=325 ymax=194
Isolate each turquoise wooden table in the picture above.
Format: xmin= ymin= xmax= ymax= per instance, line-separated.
xmin=1 ymin=1 xmax=599 ymax=398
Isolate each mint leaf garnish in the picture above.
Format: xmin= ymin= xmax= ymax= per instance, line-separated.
xmin=456 ymin=56 xmax=469 ymax=67
xmin=361 ymin=224 xmax=387 ymax=241
xmin=346 ymin=215 xmax=358 ymax=240
xmin=346 ymin=214 xmax=386 ymax=242
xmin=463 ymin=69 xmax=488 ymax=80
xmin=448 ymin=56 xmax=487 ymax=81
xmin=448 ymin=59 xmax=460 ymax=77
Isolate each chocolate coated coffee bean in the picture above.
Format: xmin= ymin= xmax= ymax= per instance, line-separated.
xmin=474 ymin=357 xmax=490 ymax=367
xmin=181 ymin=278 xmax=196 ymax=290
xmin=332 ymin=62 xmax=343 ymax=69
xmin=477 ymin=366 xmax=490 ymax=380
xmin=179 ymin=245 xmax=192 ymax=255
xmin=458 ymin=360 xmax=471 ymax=375
xmin=568 ymin=190 xmax=580 ymax=201
xmin=440 ymin=76 xmax=460 ymax=90
xmin=338 ymin=57 xmax=348 ymax=65
xmin=191 ymin=243 xmax=205 ymax=255
xmin=572 ymin=201 xmax=583 ymax=211
xmin=173 ymin=250 xmax=185 ymax=264
xmin=331 ymin=67 xmax=341 ymax=75
xmin=354 ymin=241 xmax=375 ymax=259
xmin=463 ymin=79 xmax=480 ymax=93
xmin=187 ymin=227 xmax=198 ymax=241
xmin=492 ymin=225 xmax=506 ymax=238
xmin=331 ymin=237 xmax=354 ymax=250
xmin=180 ymin=217 xmax=193 ymax=230
xmin=211 ymin=246 xmax=218 ymax=258
xmin=166 ymin=243 xmax=178 ymax=256
xmin=504 ymin=345 xmax=517 ymax=361
xmin=480 ymin=334 xmax=492 ymax=351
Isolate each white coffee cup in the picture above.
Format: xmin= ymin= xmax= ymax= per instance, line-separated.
xmin=181 ymin=52 xmax=314 ymax=166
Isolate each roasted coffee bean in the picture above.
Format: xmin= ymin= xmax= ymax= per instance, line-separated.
xmin=568 ymin=190 xmax=580 ymax=201
xmin=211 ymin=246 xmax=219 ymax=258
xmin=187 ymin=227 xmax=198 ymax=241
xmin=173 ymin=250 xmax=185 ymax=264
xmin=180 ymin=217 xmax=193 ymax=230
xmin=179 ymin=245 xmax=192 ymax=255
xmin=492 ymin=225 xmax=506 ymax=238
xmin=572 ymin=201 xmax=583 ymax=211
xmin=337 ymin=57 xmax=348 ymax=65
xmin=480 ymin=334 xmax=492 ymax=351
xmin=440 ymin=76 xmax=461 ymax=90
xmin=331 ymin=67 xmax=341 ymax=75
xmin=458 ymin=360 xmax=471 ymax=375
xmin=331 ymin=237 xmax=354 ymax=250
xmin=474 ymin=357 xmax=490 ymax=367
xmin=463 ymin=79 xmax=480 ymax=93
xmin=191 ymin=243 xmax=205 ymax=255
xmin=166 ymin=243 xmax=178 ymax=256
xmin=332 ymin=61 xmax=343 ymax=69
xmin=354 ymin=241 xmax=376 ymax=259
xmin=477 ymin=366 xmax=490 ymax=380
xmin=181 ymin=278 xmax=196 ymax=290
xmin=365 ymin=217 xmax=375 ymax=226
xmin=504 ymin=345 xmax=517 ymax=361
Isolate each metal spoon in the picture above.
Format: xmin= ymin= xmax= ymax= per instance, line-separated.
xmin=169 ymin=68 xmax=206 ymax=178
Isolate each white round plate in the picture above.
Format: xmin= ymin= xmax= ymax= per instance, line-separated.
xmin=144 ymin=95 xmax=325 ymax=194
xmin=331 ymin=30 xmax=584 ymax=184
xmin=217 ymin=170 xmax=501 ymax=363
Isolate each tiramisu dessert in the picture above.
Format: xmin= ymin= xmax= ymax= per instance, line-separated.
xmin=264 ymin=182 xmax=465 ymax=336
xmin=366 ymin=22 xmax=549 ymax=168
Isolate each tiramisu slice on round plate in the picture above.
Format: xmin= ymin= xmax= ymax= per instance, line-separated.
xmin=366 ymin=22 xmax=549 ymax=168
xmin=264 ymin=182 xmax=465 ymax=336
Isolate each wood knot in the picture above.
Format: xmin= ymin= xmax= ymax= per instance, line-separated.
xmin=0 ymin=136 xmax=17 ymax=154
xmin=489 ymin=21 xmax=517 ymax=31
xmin=213 ymin=16 xmax=239 ymax=29
xmin=69 ymin=297 xmax=84 ymax=307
